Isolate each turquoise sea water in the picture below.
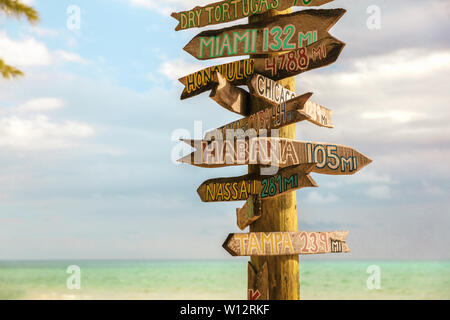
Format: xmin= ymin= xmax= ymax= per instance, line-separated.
xmin=0 ymin=260 xmax=449 ymax=300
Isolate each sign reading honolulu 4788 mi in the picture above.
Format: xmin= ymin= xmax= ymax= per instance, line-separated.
xmin=184 ymin=9 xmax=345 ymax=60
xmin=179 ymin=36 xmax=345 ymax=99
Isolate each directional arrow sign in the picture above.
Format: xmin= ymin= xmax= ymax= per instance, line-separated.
xmin=205 ymin=90 xmax=313 ymax=139
xmin=197 ymin=163 xmax=317 ymax=202
xmin=172 ymin=0 xmax=336 ymax=31
xmin=247 ymin=73 xmax=297 ymax=105
xmin=237 ymin=195 xmax=262 ymax=231
xmin=223 ymin=231 xmax=350 ymax=256
xmin=248 ymin=262 xmax=269 ymax=301
xmin=210 ymin=72 xmax=250 ymax=116
xmin=179 ymin=58 xmax=254 ymax=100
xmin=179 ymin=36 xmax=344 ymax=100
xmin=254 ymin=35 xmax=345 ymax=80
xmin=178 ymin=137 xmax=372 ymax=175
xmin=247 ymin=73 xmax=333 ymax=128
xmin=183 ymin=9 xmax=345 ymax=60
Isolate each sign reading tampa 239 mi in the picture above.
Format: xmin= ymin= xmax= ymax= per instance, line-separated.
xmin=183 ymin=9 xmax=345 ymax=60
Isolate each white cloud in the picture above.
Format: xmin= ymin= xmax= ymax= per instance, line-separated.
xmin=0 ymin=115 xmax=94 ymax=150
xmin=305 ymin=191 xmax=339 ymax=204
xmin=56 ymin=50 xmax=89 ymax=64
xmin=0 ymin=31 xmax=88 ymax=68
xmin=361 ymin=110 xmax=420 ymax=124
xmin=127 ymin=0 xmax=211 ymax=15
xmin=29 ymin=27 xmax=59 ymax=38
xmin=15 ymin=97 xmax=65 ymax=113
xmin=365 ymin=185 xmax=392 ymax=200
xmin=158 ymin=58 xmax=202 ymax=82
xmin=0 ymin=31 xmax=52 ymax=67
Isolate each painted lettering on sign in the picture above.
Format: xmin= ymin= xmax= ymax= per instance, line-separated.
xmin=247 ymin=74 xmax=333 ymax=128
xmin=197 ymin=163 xmax=317 ymax=202
xmin=181 ymin=59 xmax=254 ymax=96
xmin=205 ymin=180 xmax=258 ymax=202
xmin=183 ymin=9 xmax=346 ymax=60
xmin=180 ymin=36 xmax=345 ymax=100
xmin=223 ymin=231 xmax=350 ymax=256
xmin=253 ymin=73 xmax=296 ymax=104
xmin=172 ymin=0 xmax=336 ymax=31
xmin=306 ymin=143 xmax=358 ymax=173
xmin=179 ymin=138 xmax=372 ymax=176
xmin=206 ymin=92 xmax=311 ymax=140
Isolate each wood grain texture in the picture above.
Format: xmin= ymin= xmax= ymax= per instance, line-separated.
xmin=178 ymin=137 xmax=372 ymax=175
xmin=248 ymin=7 xmax=298 ymax=301
xmin=205 ymin=91 xmax=312 ymax=139
xmin=223 ymin=231 xmax=350 ymax=256
xmin=247 ymin=73 xmax=334 ymax=128
xmin=172 ymin=0 xmax=335 ymax=31
xmin=248 ymin=262 xmax=269 ymax=300
xmin=183 ymin=9 xmax=345 ymax=60
xmin=178 ymin=35 xmax=344 ymax=100
xmin=237 ymin=195 xmax=262 ymax=230
xmin=210 ymin=72 xmax=250 ymax=115
xmin=197 ymin=163 xmax=317 ymax=202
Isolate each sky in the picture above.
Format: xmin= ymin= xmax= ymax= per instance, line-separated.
xmin=0 ymin=0 xmax=449 ymax=260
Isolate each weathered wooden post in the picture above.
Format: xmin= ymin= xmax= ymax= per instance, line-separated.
xmin=173 ymin=0 xmax=372 ymax=302
xmin=248 ymin=7 xmax=299 ymax=301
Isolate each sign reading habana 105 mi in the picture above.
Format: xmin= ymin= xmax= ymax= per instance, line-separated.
xmin=223 ymin=231 xmax=350 ymax=256
xmin=197 ymin=163 xmax=317 ymax=202
xmin=178 ymin=137 xmax=372 ymax=175
xmin=183 ymin=9 xmax=345 ymax=60
xmin=179 ymin=36 xmax=344 ymax=100
xmin=172 ymin=0 xmax=335 ymax=31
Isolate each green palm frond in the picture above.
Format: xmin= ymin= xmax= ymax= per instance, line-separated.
xmin=0 ymin=58 xmax=24 ymax=79
xmin=0 ymin=0 xmax=39 ymax=24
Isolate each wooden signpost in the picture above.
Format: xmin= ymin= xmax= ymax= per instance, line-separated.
xmin=248 ymin=262 xmax=269 ymax=300
xmin=183 ymin=9 xmax=345 ymax=60
xmin=179 ymin=35 xmax=345 ymax=100
xmin=172 ymin=0 xmax=336 ymax=31
xmin=178 ymin=137 xmax=372 ymax=175
xmin=206 ymin=89 xmax=313 ymax=138
xmin=209 ymin=72 xmax=332 ymax=130
xmin=237 ymin=195 xmax=262 ymax=230
xmin=172 ymin=0 xmax=372 ymax=301
xmin=247 ymin=73 xmax=333 ymax=128
xmin=210 ymin=72 xmax=250 ymax=115
xmin=223 ymin=231 xmax=350 ymax=256
xmin=197 ymin=163 xmax=317 ymax=202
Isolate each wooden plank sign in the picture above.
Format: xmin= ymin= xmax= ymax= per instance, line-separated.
xmin=247 ymin=73 xmax=296 ymax=105
xmin=247 ymin=73 xmax=333 ymax=128
xmin=254 ymin=35 xmax=345 ymax=80
xmin=197 ymin=163 xmax=317 ymax=202
xmin=183 ymin=9 xmax=346 ymax=60
xmin=178 ymin=137 xmax=372 ymax=175
xmin=172 ymin=0 xmax=336 ymax=31
xmin=179 ymin=36 xmax=344 ymax=100
xmin=205 ymin=89 xmax=313 ymax=139
xmin=210 ymin=72 xmax=250 ymax=115
xmin=179 ymin=58 xmax=254 ymax=100
xmin=237 ymin=195 xmax=262 ymax=231
xmin=248 ymin=262 xmax=269 ymax=301
xmin=223 ymin=231 xmax=350 ymax=256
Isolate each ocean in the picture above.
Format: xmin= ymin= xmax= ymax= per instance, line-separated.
xmin=0 ymin=260 xmax=449 ymax=300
